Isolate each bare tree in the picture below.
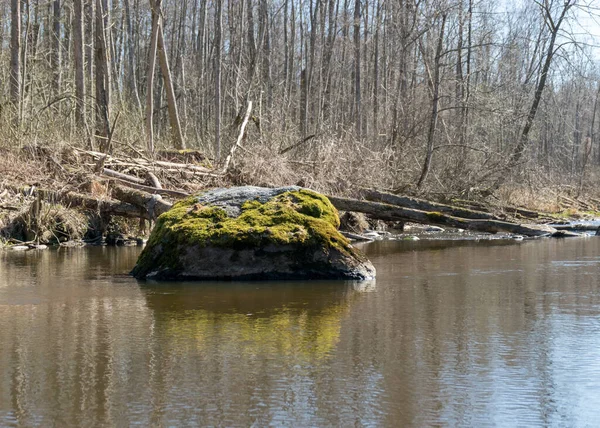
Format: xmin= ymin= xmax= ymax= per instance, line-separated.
xmin=73 ymin=0 xmax=86 ymax=128
xmin=157 ymin=14 xmax=185 ymax=149
xmin=215 ymin=0 xmax=223 ymax=160
xmin=486 ymin=0 xmax=576 ymax=192
xmin=124 ymin=0 xmax=142 ymax=109
xmin=95 ymin=0 xmax=111 ymax=150
xmin=146 ymin=0 xmax=161 ymax=154
xmin=353 ymin=0 xmax=361 ymax=135
xmin=52 ymin=0 xmax=61 ymax=94
xmin=417 ymin=11 xmax=447 ymax=190
xmin=10 ymin=0 xmax=21 ymax=121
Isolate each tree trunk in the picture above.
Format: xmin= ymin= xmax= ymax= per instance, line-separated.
xmin=52 ymin=0 xmax=61 ymax=94
xmin=215 ymin=0 xmax=223 ymax=160
xmin=73 ymin=0 xmax=86 ymax=128
xmin=145 ymin=0 xmax=161 ymax=154
xmin=124 ymin=0 xmax=142 ymax=109
xmin=10 ymin=0 xmax=21 ymax=121
xmin=416 ymin=13 xmax=447 ymax=190
xmin=353 ymin=0 xmax=361 ymax=135
xmin=95 ymin=0 xmax=111 ymax=151
xmin=487 ymin=0 xmax=575 ymax=193
xmin=84 ymin=0 xmax=94 ymax=97
xmin=156 ymin=13 xmax=185 ymax=149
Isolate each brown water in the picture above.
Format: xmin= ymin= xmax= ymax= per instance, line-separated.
xmin=1 ymin=238 xmax=600 ymax=427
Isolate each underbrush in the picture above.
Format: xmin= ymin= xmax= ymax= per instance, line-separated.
xmin=2 ymin=119 xmax=600 ymax=235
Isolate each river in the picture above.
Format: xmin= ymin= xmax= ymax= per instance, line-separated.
xmin=1 ymin=238 xmax=600 ymax=426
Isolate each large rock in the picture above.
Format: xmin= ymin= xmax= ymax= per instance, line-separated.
xmin=131 ymin=186 xmax=376 ymax=280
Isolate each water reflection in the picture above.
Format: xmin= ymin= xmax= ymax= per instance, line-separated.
xmin=0 ymin=247 xmax=372 ymax=426
xmin=0 ymin=239 xmax=600 ymax=426
xmin=0 ymin=247 xmax=149 ymax=427
xmin=355 ymin=238 xmax=600 ymax=426
xmin=140 ymin=281 xmax=372 ymax=426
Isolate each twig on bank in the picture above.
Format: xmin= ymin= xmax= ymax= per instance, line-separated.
xmin=279 ymin=134 xmax=317 ymax=155
xmin=221 ymin=101 xmax=253 ymax=174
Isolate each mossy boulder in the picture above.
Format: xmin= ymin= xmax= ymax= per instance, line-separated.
xmin=131 ymin=186 xmax=376 ymax=280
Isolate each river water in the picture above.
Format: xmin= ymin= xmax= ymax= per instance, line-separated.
xmin=1 ymin=238 xmax=600 ymax=427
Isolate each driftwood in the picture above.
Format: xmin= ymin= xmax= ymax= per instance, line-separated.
xmin=361 ymin=189 xmax=499 ymax=220
xmin=328 ymin=196 xmax=558 ymax=237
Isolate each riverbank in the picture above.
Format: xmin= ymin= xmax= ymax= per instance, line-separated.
xmin=1 ymin=144 xmax=599 ymax=249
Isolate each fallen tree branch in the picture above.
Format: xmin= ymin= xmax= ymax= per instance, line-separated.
xmin=0 ymin=204 xmax=20 ymax=211
xmin=76 ymin=148 xmax=213 ymax=173
xmin=221 ymin=101 xmax=252 ymax=173
xmin=361 ymin=189 xmax=500 ymax=220
xmin=145 ymin=171 xmax=162 ymax=189
xmin=111 ymin=185 xmax=173 ymax=220
xmin=102 ymin=168 xmax=146 ymax=184
xmin=328 ymin=196 xmax=558 ymax=237
xmin=3 ymin=184 xmax=148 ymax=219
xmin=279 ymin=134 xmax=317 ymax=155
xmin=106 ymin=178 xmax=189 ymax=198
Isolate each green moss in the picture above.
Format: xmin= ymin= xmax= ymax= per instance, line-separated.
xmin=132 ymin=189 xmax=352 ymax=277
xmin=426 ymin=211 xmax=445 ymax=221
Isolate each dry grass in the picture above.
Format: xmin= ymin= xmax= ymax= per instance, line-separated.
xmin=1 ymin=202 xmax=88 ymax=244
xmin=230 ymin=130 xmax=403 ymax=197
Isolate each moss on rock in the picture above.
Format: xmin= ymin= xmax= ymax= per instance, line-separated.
xmin=132 ymin=187 xmax=375 ymax=280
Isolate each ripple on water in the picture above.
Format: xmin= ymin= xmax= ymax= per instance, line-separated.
xmin=1 ymin=241 xmax=600 ymax=426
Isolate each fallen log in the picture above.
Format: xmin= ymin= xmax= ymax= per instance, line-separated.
xmin=104 ymin=176 xmax=189 ymax=198
xmin=550 ymin=223 xmax=600 ymax=232
xmin=76 ymin=148 xmax=213 ymax=173
xmin=145 ymin=171 xmax=162 ymax=189
xmin=500 ymin=205 xmax=549 ymax=220
xmin=340 ymin=231 xmax=373 ymax=241
xmin=102 ymin=168 xmax=146 ymax=184
xmin=4 ymin=185 xmax=148 ymax=219
xmin=107 ymin=186 xmax=558 ymax=238
xmin=361 ymin=189 xmax=500 ymax=220
xmin=328 ymin=196 xmax=557 ymax=237
xmin=451 ymin=198 xmax=548 ymax=220
xmin=111 ymin=185 xmax=172 ymax=220
xmin=367 ymin=189 xmax=554 ymax=221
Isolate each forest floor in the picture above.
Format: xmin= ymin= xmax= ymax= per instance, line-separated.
xmin=1 ymin=144 xmax=599 ymax=248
